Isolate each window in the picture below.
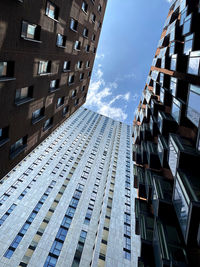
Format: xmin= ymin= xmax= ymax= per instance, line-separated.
xmin=61 ymin=215 xmax=72 ymax=228
xmin=80 ymin=73 xmax=84 ymax=81
xmin=38 ymin=61 xmax=51 ymax=75
xmin=81 ymin=1 xmax=88 ymax=13
xmin=32 ymin=107 xmax=45 ymax=124
xmin=170 ymin=77 xmax=177 ymax=97
xmin=92 ymin=33 xmax=96 ymax=41
xmin=56 ymin=227 xmax=68 ymax=242
xmin=186 ymin=84 xmax=200 ymax=127
xmin=21 ymin=21 xmax=41 ymax=41
xmin=0 ymin=61 xmax=14 ymax=80
xmin=98 ymin=21 xmax=102 ymax=29
xmin=66 ymin=207 xmax=76 ymax=217
xmin=88 ymin=71 xmax=91 ymax=77
xmin=72 ymin=90 xmax=77 ymax=98
xmin=81 ymin=85 xmax=85 ymax=91
xmin=50 ymin=240 xmax=63 ymax=256
xmin=0 ymin=126 xmax=9 ymax=145
xmin=187 ymin=51 xmax=200 ymax=76
xmin=98 ymin=4 xmax=102 ymax=12
xmin=85 ymin=44 xmax=90 ymax=52
xmin=70 ymin=18 xmax=78 ymax=31
xmin=124 ymin=236 xmax=131 ymax=250
xmin=180 ymin=7 xmax=188 ymax=26
xmin=170 ymin=54 xmax=177 ymax=71
xmin=57 ymin=97 xmax=64 ymax=108
xmin=15 ymin=86 xmax=33 ymax=104
xmin=50 ymin=79 xmax=59 ymax=92
xmin=83 ymin=27 xmax=88 ymax=37
xmin=86 ymin=61 xmax=90 ymax=68
xmin=63 ymin=106 xmax=69 ymax=116
xmin=77 ymin=61 xmax=83 ymax=69
xmin=74 ymin=40 xmax=81 ymax=50
xmin=74 ymin=98 xmax=79 ymax=106
xmin=46 ymin=1 xmax=59 ymax=20
xmin=63 ymin=61 xmax=70 ymax=71
xmin=93 ymin=47 xmax=96 ymax=54
xmin=183 ymin=14 xmax=192 ymax=36
xmin=56 ymin=34 xmax=66 ymax=47
xmin=183 ymin=34 xmax=194 ymax=55
xmin=68 ymin=74 xmax=74 ymax=85
xmin=10 ymin=136 xmax=27 ymax=158
xmin=43 ymin=117 xmax=53 ymax=131
xmin=91 ymin=13 xmax=96 ymax=22
xmin=171 ymin=98 xmax=181 ymax=123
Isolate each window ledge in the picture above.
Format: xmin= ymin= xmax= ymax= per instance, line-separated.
xmin=63 ymin=70 xmax=71 ymax=73
xmin=83 ymin=35 xmax=88 ymax=39
xmin=56 ymin=104 xmax=64 ymax=109
xmin=70 ymin=28 xmax=78 ymax=33
xmin=10 ymin=144 xmax=27 ymax=160
xmin=0 ymin=77 xmax=16 ymax=82
xmin=32 ymin=115 xmax=45 ymax=125
xmin=0 ymin=138 xmax=9 ymax=148
xmin=49 ymin=87 xmax=60 ymax=93
xmin=38 ymin=72 xmax=52 ymax=76
xmin=15 ymin=97 xmax=34 ymax=106
xmin=56 ymin=45 xmax=67 ymax=49
xmin=74 ymin=48 xmax=81 ymax=51
xmin=82 ymin=10 xmax=88 ymax=15
xmin=45 ymin=14 xmax=59 ymax=23
xmin=43 ymin=125 xmax=53 ymax=132
xmin=68 ymin=83 xmax=74 ymax=86
xmin=22 ymin=37 xmax=42 ymax=43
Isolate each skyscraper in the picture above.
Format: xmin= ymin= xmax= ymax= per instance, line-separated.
xmin=133 ymin=0 xmax=200 ymax=266
xmin=0 ymin=0 xmax=107 ymax=179
xmin=0 ymin=108 xmax=140 ymax=267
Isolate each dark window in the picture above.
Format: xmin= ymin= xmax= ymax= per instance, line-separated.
xmin=98 ymin=4 xmax=102 ymax=12
xmin=93 ymin=47 xmax=96 ymax=54
xmin=70 ymin=18 xmax=78 ymax=31
xmin=85 ymin=44 xmax=90 ymax=52
xmin=21 ymin=21 xmax=41 ymax=41
xmin=80 ymin=73 xmax=84 ymax=80
xmin=86 ymin=61 xmax=90 ymax=68
xmin=63 ymin=61 xmax=70 ymax=71
xmin=91 ymin=13 xmax=96 ymax=22
xmin=50 ymin=79 xmax=59 ymax=92
xmin=46 ymin=1 xmax=59 ymax=20
xmin=56 ymin=34 xmax=66 ymax=47
xmin=10 ymin=136 xmax=27 ymax=158
xmin=43 ymin=117 xmax=53 ymax=131
xmin=38 ymin=61 xmax=51 ymax=75
xmin=83 ymin=27 xmax=88 ymax=37
xmin=32 ymin=107 xmax=45 ymax=124
xmin=0 ymin=61 xmax=15 ymax=80
xmin=15 ymin=86 xmax=33 ymax=105
xmin=74 ymin=40 xmax=81 ymax=50
xmin=63 ymin=106 xmax=69 ymax=116
xmin=81 ymin=85 xmax=85 ymax=92
xmin=0 ymin=126 xmax=9 ymax=146
xmin=81 ymin=1 xmax=88 ymax=13
xmin=72 ymin=90 xmax=77 ymax=98
xmin=77 ymin=61 xmax=83 ymax=69
xmin=57 ymin=97 xmax=64 ymax=108
xmin=92 ymin=33 xmax=96 ymax=41
xmin=75 ymin=98 xmax=79 ymax=106
xmin=68 ymin=74 xmax=75 ymax=85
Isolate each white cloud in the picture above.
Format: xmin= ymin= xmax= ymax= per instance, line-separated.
xmin=96 ymin=53 xmax=105 ymax=60
xmin=85 ymin=65 xmax=130 ymax=121
xmin=166 ymin=0 xmax=173 ymax=3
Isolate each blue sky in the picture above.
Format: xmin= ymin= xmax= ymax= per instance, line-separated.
xmin=84 ymin=0 xmax=172 ymax=124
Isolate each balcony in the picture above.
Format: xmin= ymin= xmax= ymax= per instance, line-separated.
xmin=173 ymin=169 xmax=200 ymax=247
xmin=168 ymin=134 xmax=200 ymax=177
xmin=152 ymin=175 xmax=173 ymax=219
xmin=153 ymin=219 xmax=188 ymax=267
xmin=157 ymin=111 xmax=177 ymax=137
xmin=147 ymin=141 xmax=161 ymax=170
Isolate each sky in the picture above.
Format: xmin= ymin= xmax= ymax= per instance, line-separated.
xmin=84 ymin=0 xmax=172 ymax=125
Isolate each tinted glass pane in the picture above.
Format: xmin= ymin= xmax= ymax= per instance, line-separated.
xmin=172 ymin=101 xmax=181 ymax=123
xmin=168 ymin=138 xmax=178 ymax=176
xmin=183 ymin=18 xmax=191 ymax=35
xmin=188 ymin=57 xmax=200 ymax=75
xmin=187 ymin=88 xmax=200 ymax=126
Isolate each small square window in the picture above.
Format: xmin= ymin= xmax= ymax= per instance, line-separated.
xmin=74 ymin=40 xmax=81 ymax=50
xmin=63 ymin=61 xmax=70 ymax=71
xmin=85 ymin=45 xmax=90 ymax=52
xmin=83 ymin=27 xmax=88 ymax=37
xmin=80 ymin=73 xmax=84 ymax=80
xmin=57 ymin=97 xmax=64 ymax=108
xmin=43 ymin=117 xmax=53 ymax=131
xmin=81 ymin=1 xmax=88 ymax=13
xmin=46 ymin=1 xmax=59 ymax=20
xmin=74 ymin=98 xmax=79 ymax=106
xmin=21 ymin=21 xmax=41 ymax=41
xmin=32 ymin=107 xmax=45 ymax=124
xmin=68 ymin=74 xmax=75 ymax=85
xmin=70 ymin=18 xmax=78 ymax=31
xmin=77 ymin=61 xmax=83 ymax=69
xmin=50 ymin=79 xmax=59 ymax=91
xmin=38 ymin=61 xmax=51 ymax=75
xmin=56 ymin=34 xmax=66 ymax=48
xmin=72 ymin=89 xmax=77 ymax=98
xmin=91 ymin=13 xmax=96 ymax=23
